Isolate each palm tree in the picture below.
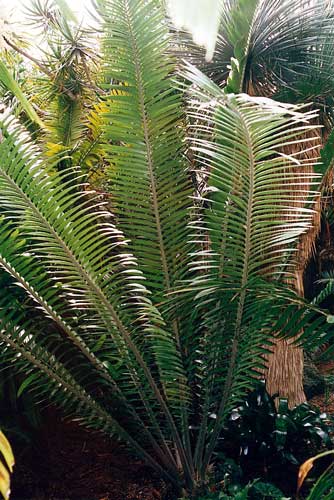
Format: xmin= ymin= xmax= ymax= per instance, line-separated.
xmin=0 ymin=0 xmax=332 ymax=496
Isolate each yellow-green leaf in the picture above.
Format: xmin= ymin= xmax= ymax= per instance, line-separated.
xmin=0 ymin=431 xmax=14 ymax=500
xmin=297 ymin=450 xmax=334 ymax=494
xmin=0 ymin=60 xmax=45 ymax=129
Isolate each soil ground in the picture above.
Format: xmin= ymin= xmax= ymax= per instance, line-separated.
xmin=311 ymin=358 xmax=334 ymax=414
xmin=10 ymin=413 xmax=170 ymax=500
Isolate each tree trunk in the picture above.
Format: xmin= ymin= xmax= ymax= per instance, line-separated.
xmin=265 ymin=338 xmax=305 ymax=408
xmin=264 ymin=141 xmax=323 ymax=407
xmin=265 ymin=253 xmax=308 ymax=407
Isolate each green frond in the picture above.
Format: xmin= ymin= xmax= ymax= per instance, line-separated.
xmin=99 ymin=0 xmax=193 ymax=303
xmin=178 ymin=0 xmax=334 ymax=106
xmin=185 ymin=64 xmax=321 ymax=280
xmin=0 ymin=114 xmax=189 ymax=481
xmin=180 ymin=65 xmax=326 ymax=471
xmin=72 ymin=102 xmax=107 ymax=183
xmin=0 ymin=60 xmax=45 ymax=128
xmin=1 ymin=115 xmax=186 ymax=393
xmin=45 ymin=95 xmax=85 ymax=163
xmin=306 ymin=463 xmax=334 ymax=499
xmin=0 ymin=222 xmax=115 ymax=384
xmin=312 ymin=272 xmax=334 ymax=305
xmin=0 ymin=297 xmax=172 ymax=480
xmin=97 ymin=4 xmax=199 ymax=471
xmin=248 ymin=0 xmax=334 ymax=99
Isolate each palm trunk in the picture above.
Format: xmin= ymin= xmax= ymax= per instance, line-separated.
xmin=265 ymin=144 xmax=333 ymax=408
xmin=265 ymin=339 xmax=305 ymax=407
xmin=265 ymin=268 xmax=308 ymax=408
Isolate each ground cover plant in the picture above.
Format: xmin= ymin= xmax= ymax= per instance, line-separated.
xmin=0 ymin=0 xmax=334 ymax=498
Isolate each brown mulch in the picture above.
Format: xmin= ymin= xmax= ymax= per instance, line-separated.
xmin=310 ymin=392 xmax=334 ymax=415
xmin=311 ymin=358 xmax=334 ymax=414
xmin=317 ymin=359 xmax=334 ymax=375
xmin=10 ymin=412 xmax=170 ymax=500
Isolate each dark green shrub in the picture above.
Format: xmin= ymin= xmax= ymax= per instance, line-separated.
xmin=180 ymin=479 xmax=287 ymax=499
xmin=218 ymin=382 xmax=333 ymax=493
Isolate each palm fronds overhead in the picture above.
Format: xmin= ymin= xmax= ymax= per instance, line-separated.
xmin=178 ymin=0 xmax=334 ymax=103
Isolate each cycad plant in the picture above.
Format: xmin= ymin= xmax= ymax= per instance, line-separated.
xmin=0 ymin=0 xmax=333 ymax=496
xmin=177 ymin=0 xmax=334 ymax=407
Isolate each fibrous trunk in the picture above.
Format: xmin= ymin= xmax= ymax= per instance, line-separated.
xmin=265 ymin=132 xmax=323 ymax=408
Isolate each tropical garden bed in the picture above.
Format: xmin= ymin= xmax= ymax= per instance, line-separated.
xmin=7 ymin=384 xmax=334 ymax=500
xmin=0 ymin=0 xmax=334 ymax=499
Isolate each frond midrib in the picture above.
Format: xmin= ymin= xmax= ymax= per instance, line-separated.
xmin=123 ymin=0 xmax=172 ymax=292
xmin=202 ymin=100 xmax=257 ymax=468
xmin=0 ymin=329 xmax=174 ymax=482
xmin=0 ymin=134 xmax=188 ymax=475
xmin=119 ymin=4 xmax=193 ymax=478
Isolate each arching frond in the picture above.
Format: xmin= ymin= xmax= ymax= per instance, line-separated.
xmin=180 ymin=65 xmax=330 ymax=472
xmin=0 ymin=114 xmax=189 ymax=483
xmin=99 ymin=0 xmax=193 ymax=303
